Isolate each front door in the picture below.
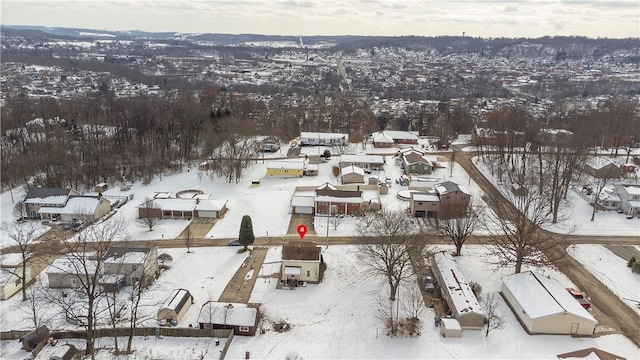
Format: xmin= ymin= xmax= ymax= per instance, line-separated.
xmin=570 ymin=323 xmax=579 ymax=334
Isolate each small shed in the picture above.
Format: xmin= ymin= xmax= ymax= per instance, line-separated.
xmin=20 ymin=325 xmax=49 ymax=351
xmin=94 ymin=182 xmax=108 ymax=193
xmin=440 ymin=318 xmax=462 ymax=338
xmin=368 ymin=176 xmax=379 ymax=185
xmin=157 ymin=288 xmax=194 ymax=325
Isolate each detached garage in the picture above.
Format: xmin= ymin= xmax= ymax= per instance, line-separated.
xmin=157 ymin=288 xmax=194 ymax=325
xmin=501 ymin=271 xmax=597 ymax=336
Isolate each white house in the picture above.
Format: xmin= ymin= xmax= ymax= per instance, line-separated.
xmin=299 ymin=132 xmax=348 ymax=146
xmin=615 ymin=184 xmax=640 ymax=216
xmin=501 ymin=271 xmax=597 ymax=336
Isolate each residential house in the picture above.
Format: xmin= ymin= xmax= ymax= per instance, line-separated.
xmin=409 ymin=192 xmax=440 ymax=218
xmin=157 ymin=288 xmax=194 ymax=325
xmin=372 ymin=131 xmax=419 ymax=147
xmin=372 ymin=132 xmax=394 ymax=148
xmin=100 ymin=246 xmax=158 ymax=290
xmin=299 ymin=132 xmax=348 ymax=146
xmin=339 ymin=154 xmax=385 ymax=171
xmin=539 ymin=128 xmax=573 ymax=145
xmin=341 ymin=165 xmax=365 ymax=184
xmin=46 ymin=255 xmax=98 ymax=289
xmin=137 ymin=192 xmax=228 ymax=220
xmin=583 ymin=158 xmax=622 ymax=179
xmin=198 ymin=302 xmax=259 ymax=336
xmin=314 ymin=183 xmax=363 ymax=215
xmin=435 ymin=181 xmax=471 ymax=219
xmin=615 ymin=184 xmax=640 ymax=216
xmin=0 ymin=254 xmax=35 ymax=300
xmin=24 ymin=188 xmax=110 ymax=222
xmin=501 ymin=271 xmax=597 ymax=335
xmin=281 ymin=241 xmax=323 ymax=286
xmin=261 ymin=136 xmax=281 ymax=152
xmin=402 ymin=152 xmax=433 ymax=175
xmin=266 ymin=160 xmax=305 ymax=177
xmin=432 ymin=252 xmax=485 ymax=329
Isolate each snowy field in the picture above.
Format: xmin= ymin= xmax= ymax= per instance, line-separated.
xmin=2 ymin=244 xmax=638 ymax=359
xmin=226 ymin=245 xmax=638 ymax=360
xmin=568 ymin=244 xmax=640 ymax=315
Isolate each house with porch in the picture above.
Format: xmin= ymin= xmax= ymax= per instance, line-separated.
xmin=24 ymin=188 xmax=110 ymax=222
xmin=137 ymin=192 xmax=228 ymax=220
xmin=402 ymin=152 xmax=433 ymax=175
xmin=266 ymin=160 xmax=306 ymax=177
xmin=338 ymin=154 xmax=385 ymax=171
xmin=372 ymin=131 xmax=419 ymax=147
xmin=299 ymin=132 xmax=348 ymax=146
xmin=314 ymin=183 xmax=363 ymax=215
xmin=281 ymin=241 xmax=323 ymax=287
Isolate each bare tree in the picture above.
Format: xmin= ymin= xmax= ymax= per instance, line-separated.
xmin=329 ymin=215 xmax=344 ymax=230
xmin=357 ymin=209 xmax=423 ymax=301
xmin=12 ymin=200 xmax=27 ymax=220
xmin=482 ymin=188 xmax=560 ymax=274
xmin=589 ymin=165 xmax=621 ymax=221
xmin=374 ymin=290 xmax=399 ymax=336
xmin=400 ymin=283 xmax=425 ymax=336
xmin=47 ymin=216 xmax=129 ymax=359
xmin=1 ymin=221 xmax=40 ymax=301
xmin=137 ymin=198 xmax=162 ymax=231
xmin=481 ymin=293 xmax=505 ymax=337
xmin=430 ymin=202 xmax=482 ymax=256
xmin=19 ymin=286 xmax=50 ymax=329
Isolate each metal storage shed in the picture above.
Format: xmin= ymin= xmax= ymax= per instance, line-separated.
xmin=157 ymin=288 xmax=194 ymax=325
xmin=501 ymin=271 xmax=597 ymax=336
xmin=440 ymin=318 xmax=462 ymax=338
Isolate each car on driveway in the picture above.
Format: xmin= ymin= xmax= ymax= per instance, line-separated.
xmin=566 ymin=288 xmax=591 ymax=309
xmin=421 ymin=275 xmax=435 ymax=292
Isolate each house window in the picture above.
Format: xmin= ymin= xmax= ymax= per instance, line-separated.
xmin=239 ymin=326 xmax=250 ymax=332
xmin=306 ymin=270 xmax=311 ymax=277
xmin=418 ymin=202 xmax=423 ymax=205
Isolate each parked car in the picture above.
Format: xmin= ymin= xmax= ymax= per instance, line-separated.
xmin=422 ymin=275 xmax=435 ymax=292
xmin=15 ymin=217 xmax=28 ymax=223
xmin=63 ymin=222 xmax=75 ymax=230
xmin=117 ymin=197 xmax=129 ymax=208
xmin=566 ymin=288 xmax=591 ymax=309
xmin=228 ymin=239 xmax=241 ymax=246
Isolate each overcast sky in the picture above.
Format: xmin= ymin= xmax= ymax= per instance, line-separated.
xmin=2 ymin=0 xmax=638 ymax=38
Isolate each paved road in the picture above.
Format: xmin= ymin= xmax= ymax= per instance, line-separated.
xmin=452 ymin=146 xmax=640 ymax=347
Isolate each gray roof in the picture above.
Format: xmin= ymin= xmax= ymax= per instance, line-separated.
xmin=25 ymin=188 xmax=73 ymax=200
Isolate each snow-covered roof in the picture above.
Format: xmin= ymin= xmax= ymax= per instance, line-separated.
xmin=382 ymin=130 xmax=419 ymax=141
xmin=99 ymin=274 xmax=125 ymax=284
xmin=339 ymin=154 xmax=384 ymax=164
xmin=104 ymin=251 xmax=147 ymax=265
xmin=620 ymin=185 xmax=640 ymax=196
xmin=300 ymin=132 xmax=348 ymax=139
xmin=441 ymin=318 xmax=462 ymax=330
xmin=501 ymin=271 xmax=596 ymax=322
xmin=143 ymin=198 xmax=226 ymax=212
xmin=315 ymin=195 xmax=363 ymax=204
xmin=422 ymin=155 xmax=439 ymax=163
xmin=46 ymin=255 xmax=98 ymax=275
xmin=372 ymin=132 xmax=394 ymax=143
xmin=540 ymin=128 xmax=573 ymax=136
xmin=38 ymin=196 xmax=103 ymax=215
xmin=341 ymin=165 xmax=365 ymax=176
xmin=291 ymin=196 xmax=315 ymax=207
xmin=266 ymin=160 xmax=305 ymax=170
xmin=433 ymin=252 xmax=484 ymax=318
xmin=25 ymin=195 xmax=68 ymax=206
xmin=161 ymin=288 xmax=192 ymax=311
xmin=196 ymin=200 xmax=227 ymax=211
xmin=316 ymin=183 xmax=337 ymax=191
xmin=197 ymin=302 xmax=257 ymax=327
xmin=306 ymin=164 xmax=319 ymax=171
xmin=284 ymin=266 xmax=301 ymax=275
xmin=435 ymin=181 xmax=470 ymax=196
xmin=585 ymin=157 xmax=616 ymax=170
xmin=412 ymin=193 xmax=440 ymax=202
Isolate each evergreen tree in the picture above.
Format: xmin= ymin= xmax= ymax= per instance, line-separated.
xmin=238 ymin=215 xmax=255 ymax=250
xmin=627 ymin=256 xmax=636 ymax=268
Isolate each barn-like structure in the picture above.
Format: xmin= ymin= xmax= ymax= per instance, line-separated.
xmin=157 ymin=288 xmax=194 ymax=325
xmin=501 ymin=271 xmax=597 ymax=336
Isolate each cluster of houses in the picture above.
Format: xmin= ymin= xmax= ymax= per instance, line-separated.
xmin=432 ymin=251 xmax=597 ymax=338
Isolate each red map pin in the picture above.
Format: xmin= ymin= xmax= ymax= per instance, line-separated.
xmin=297 ymin=224 xmax=308 ymax=239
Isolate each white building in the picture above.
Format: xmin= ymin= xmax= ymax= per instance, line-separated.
xmin=299 ymin=132 xmax=348 ymax=146
xmin=501 ymin=271 xmax=597 ymax=336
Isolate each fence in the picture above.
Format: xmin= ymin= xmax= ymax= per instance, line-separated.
xmin=2 ymin=327 xmax=235 ymax=360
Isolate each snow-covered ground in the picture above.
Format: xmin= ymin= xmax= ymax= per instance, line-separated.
xmin=473 ymin=157 xmax=640 ymax=236
xmin=2 ymin=243 xmax=638 ymax=359
xmin=568 ymin=244 xmax=640 ymax=315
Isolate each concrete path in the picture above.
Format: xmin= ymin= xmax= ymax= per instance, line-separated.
xmin=218 ymin=247 xmax=269 ymax=303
